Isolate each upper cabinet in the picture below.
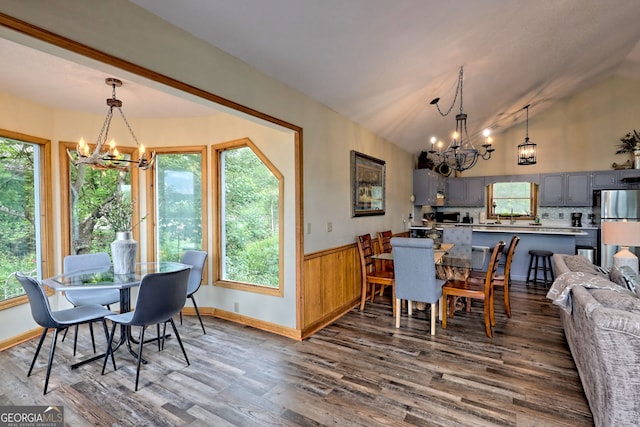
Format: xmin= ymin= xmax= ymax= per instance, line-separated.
xmin=539 ymin=172 xmax=591 ymax=206
xmin=413 ymin=169 xmax=445 ymax=205
xmin=446 ymin=177 xmax=485 ymax=206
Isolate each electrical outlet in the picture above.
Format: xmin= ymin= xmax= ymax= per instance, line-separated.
xmin=542 ymin=213 xmax=549 ymax=219
xmin=234 ymin=302 xmax=239 ymax=313
xmin=307 ymin=222 xmax=311 ymax=234
xmin=326 ymin=222 xmax=332 ymax=232
xmin=559 ymin=213 xmax=564 ymax=219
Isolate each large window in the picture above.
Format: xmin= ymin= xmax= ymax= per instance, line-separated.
xmin=151 ymin=149 xmax=206 ymax=262
xmin=62 ymin=142 xmax=139 ymax=257
xmin=215 ymin=139 xmax=283 ymax=293
xmin=0 ymin=132 xmax=51 ymax=305
xmin=488 ymin=182 xmax=538 ymax=220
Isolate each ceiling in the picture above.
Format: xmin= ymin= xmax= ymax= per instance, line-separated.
xmin=3 ymin=1 xmax=640 ymax=156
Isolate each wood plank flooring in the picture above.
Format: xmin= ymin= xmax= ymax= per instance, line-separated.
xmin=0 ymin=281 xmax=593 ymax=426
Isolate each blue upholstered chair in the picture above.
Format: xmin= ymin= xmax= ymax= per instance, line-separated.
xmin=15 ymin=272 xmax=114 ymax=394
xmin=102 ymin=267 xmax=191 ymax=391
xmin=62 ymin=252 xmax=119 ymax=355
xmin=391 ymin=237 xmax=444 ymax=335
xmin=442 ymin=226 xmax=472 ymax=259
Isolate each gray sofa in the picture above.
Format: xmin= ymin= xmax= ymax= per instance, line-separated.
xmin=549 ymin=254 xmax=640 ymax=427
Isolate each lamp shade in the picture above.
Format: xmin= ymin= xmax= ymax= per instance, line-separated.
xmin=602 ymin=221 xmax=640 ymax=247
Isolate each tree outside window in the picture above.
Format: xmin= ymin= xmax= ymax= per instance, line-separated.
xmin=217 ymin=142 xmax=282 ymax=290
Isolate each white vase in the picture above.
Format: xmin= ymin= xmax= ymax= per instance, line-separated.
xmin=111 ymin=231 xmax=138 ymax=275
xmin=634 ymin=149 xmax=640 ymax=169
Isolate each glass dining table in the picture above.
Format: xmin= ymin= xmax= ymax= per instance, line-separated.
xmin=42 ymin=261 xmax=189 ymax=368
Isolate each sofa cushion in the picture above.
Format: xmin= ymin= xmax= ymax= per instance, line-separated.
xmin=590 ymin=287 xmax=640 ymax=313
xmin=563 ymin=254 xmax=605 ymax=276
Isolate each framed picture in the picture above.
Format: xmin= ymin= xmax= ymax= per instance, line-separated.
xmin=351 ymin=150 xmax=386 ymax=217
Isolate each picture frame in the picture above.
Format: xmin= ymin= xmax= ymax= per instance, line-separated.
xmin=351 ymin=150 xmax=386 ymax=217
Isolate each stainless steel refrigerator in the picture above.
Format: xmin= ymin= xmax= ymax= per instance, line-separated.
xmin=597 ymin=189 xmax=640 ymax=268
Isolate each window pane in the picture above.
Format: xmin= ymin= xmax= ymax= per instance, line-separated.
xmin=221 ymin=146 xmax=280 ymax=287
xmin=69 ymin=161 xmax=131 ymax=254
xmin=155 ymin=153 xmax=203 ymax=261
xmin=490 ymin=182 xmax=536 ymax=217
xmin=0 ymin=137 xmax=40 ymax=300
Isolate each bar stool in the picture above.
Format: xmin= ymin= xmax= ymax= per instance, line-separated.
xmin=526 ymin=249 xmax=555 ymax=286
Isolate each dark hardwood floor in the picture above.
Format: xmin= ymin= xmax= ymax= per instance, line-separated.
xmin=0 ymin=281 xmax=593 ymax=426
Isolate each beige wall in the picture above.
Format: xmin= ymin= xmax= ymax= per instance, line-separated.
xmin=462 ymin=76 xmax=640 ymax=177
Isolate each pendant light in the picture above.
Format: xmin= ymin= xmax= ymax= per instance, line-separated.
xmin=517 ymin=104 xmax=537 ymax=165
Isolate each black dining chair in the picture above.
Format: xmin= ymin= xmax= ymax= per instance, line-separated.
xmin=179 ymin=250 xmax=208 ymax=334
xmin=62 ymin=253 xmax=120 ymax=355
xmin=101 ymin=267 xmax=191 ymax=391
xmin=15 ymin=272 xmax=115 ymax=394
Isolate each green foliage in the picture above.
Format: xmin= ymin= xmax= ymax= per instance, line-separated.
xmin=223 ymin=146 xmax=280 ymax=286
xmin=0 ymin=137 xmax=37 ymax=299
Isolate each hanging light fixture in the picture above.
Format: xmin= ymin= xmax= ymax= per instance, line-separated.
xmin=67 ymin=78 xmax=155 ymax=171
xmin=428 ymin=66 xmax=494 ymax=174
xmin=517 ymin=104 xmax=537 ymax=165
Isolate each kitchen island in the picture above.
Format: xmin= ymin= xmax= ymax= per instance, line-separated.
xmin=409 ymin=223 xmax=591 ymax=282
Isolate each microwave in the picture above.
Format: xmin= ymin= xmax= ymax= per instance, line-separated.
xmin=435 ymin=211 xmax=461 ymax=223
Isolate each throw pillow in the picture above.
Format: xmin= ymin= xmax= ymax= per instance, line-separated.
xmin=564 ymin=254 xmax=601 ymax=275
xmin=619 ymin=265 xmax=640 ymax=295
xmin=609 ymin=266 xmax=640 ymax=295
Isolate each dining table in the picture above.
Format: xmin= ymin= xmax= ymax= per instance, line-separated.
xmin=372 ymin=242 xmax=455 ymax=264
xmin=42 ymin=261 xmax=189 ymax=369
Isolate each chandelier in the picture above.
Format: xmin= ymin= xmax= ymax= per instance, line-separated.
xmin=517 ymin=104 xmax=537 ymax=165
xmin=428 ymin=66 xmax=494 ymax=175
xmin=67 ymin=78 xmax=155 ymax=171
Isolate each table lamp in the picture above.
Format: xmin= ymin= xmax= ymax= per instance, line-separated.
xmin=602 ymin=220 xmax=640 ymax=273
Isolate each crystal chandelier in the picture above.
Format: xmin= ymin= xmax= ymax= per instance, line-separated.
xmin=67 ymin=78 xmax=155 ymax=171
xmin=517 ymin=104 xmax=537 ymax=165
xmin=428 ymin=66 xmax=494 ymax=175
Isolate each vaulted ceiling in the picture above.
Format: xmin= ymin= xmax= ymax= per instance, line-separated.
xmin=129 ymin=0 xmax=640 ymax=154
xmin=3 ymin=1 xmax=640 ymax=157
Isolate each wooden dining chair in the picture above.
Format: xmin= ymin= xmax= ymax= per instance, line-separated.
xmin=376 ymin=230 xmax=394 ymax=272
xmin=441 ymin=240 xmax=505 ymax=338
xmin=356 ymin=233 xmax=395 ymax=315
xmin=377 ymin=230 xmax=393 ymax=254
xmin=469 ymin=235 xmax=519 ymax=317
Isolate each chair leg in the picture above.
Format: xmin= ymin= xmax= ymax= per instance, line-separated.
xmin=43 ymin=329 xmax=60 ymax=394
xmin=102 ymin=321 xmax=118 ymax=375
xmin=430 ymin=303 xmax=437 ymax=336
xmin=61 ymin=327 xmax=68 ymax=343
xmin=180 ymin=311 xmax=183 ymax=325
xmin=73 ymin=324 xmax=78 ymax=356
xmin=135 ymin=326 xmax=147 ymax=392
xmin=190 ymin=295 xmax=206 ymax=334
xmin=168 ymin=318 xmax=190 ymax=366
xmin=359 ymin=280 xmax=368 ymax=311
xmin=101 ymin=319 xmax=116 ymax=371
xmin=89 ymin=322 xmax=96 ymax=353
xmin=441 ymin=295 xmax=448 ymax=329
xmin=28 ymin=328 xmax=48 ymax=377
xmin=503 ymin=283 xmax=511 ymax=318
xmin=395 ymin=298 xmax=401 ymax=328
xmin=483 ymin=299 xmax=493 ymax=338
xmin=156 ymin=324 xmax=162 ymax=352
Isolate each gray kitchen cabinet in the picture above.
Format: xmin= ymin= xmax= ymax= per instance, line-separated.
xmin=446 ymin=176 xmax=485 ymax=206
xmin=413 ymin=169 xmax=444 ymax=205
xmin=540 ymin=172 xmax=591 ymax=206
xmin=591 ymin=170 xmax=618 ymax=189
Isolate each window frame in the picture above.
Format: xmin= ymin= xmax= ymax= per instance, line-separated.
xmin=487 ymin=182 xmax=538 ymax=221
xmin=213 ymin=138 xmax=284 ymax=296
xmin=0 ymin=129 xmax=53 ymax=310
xmin=145 ymin=146 xmax=208 ymax=281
